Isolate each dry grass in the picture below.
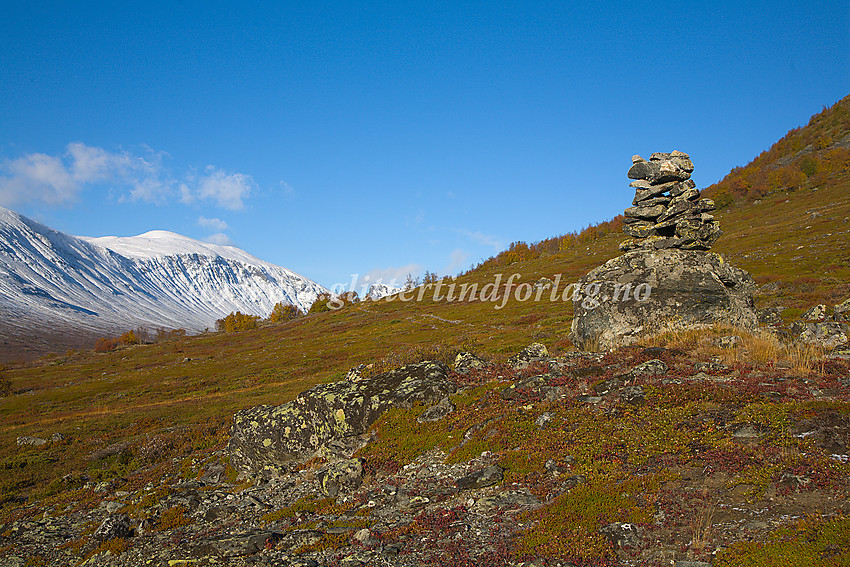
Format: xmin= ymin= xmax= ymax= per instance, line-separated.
xmin=691 ymin=492 xmax=718 ymax=552
xmin=639 ymin=323 xmax=830 ymax=373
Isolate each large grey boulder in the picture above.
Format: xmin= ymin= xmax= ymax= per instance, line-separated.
xmin=569 ymin=249 xmax=757 ymax=350
xmin=228 ymin=361 xmax=455 ymax=477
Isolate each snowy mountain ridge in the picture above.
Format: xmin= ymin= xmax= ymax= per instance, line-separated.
xmin=0 ymin=207 xmax=328 ymax=359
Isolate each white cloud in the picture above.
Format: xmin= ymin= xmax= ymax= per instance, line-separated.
xmin=196 ymin=167 xmax=254 ymax=210
xmin=0 ymin=152 xmax=77 ymax=206
xmin=204 ymin=232 xmax=234 ymax=246
xmin=0 ymin=143 xmax=257 ymax=210
xmin=67 ymin=142 xmax=117 ymax=183
xmin=197 ymin=216 xmax=229 ymax=231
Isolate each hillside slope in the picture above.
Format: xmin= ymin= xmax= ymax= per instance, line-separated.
xmin=0 ymin=97 xmax=848 ymax=565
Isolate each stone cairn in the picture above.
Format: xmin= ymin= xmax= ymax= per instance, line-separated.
xmin=620 ymin=151 xmax=721 ymax=252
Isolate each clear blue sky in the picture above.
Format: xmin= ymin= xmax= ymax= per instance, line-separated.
xmin=1 ymin=1 xmax=847 ymax=289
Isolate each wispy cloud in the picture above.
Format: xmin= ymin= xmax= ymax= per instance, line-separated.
xmin=442 ymin=248 xmax=469 ymax=275
xmin=197 ymin=216 xmax=229 ymax=231
xmin=0 ymin=143 xmax=256 ymax=210
xmin=280 ymin=181 xmax=296 ymax=200
xmin=204 ymin=232 xmax=233 ymax=246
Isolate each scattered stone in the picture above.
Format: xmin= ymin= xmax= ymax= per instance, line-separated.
xmin=621 ymin=385 xmax=646 ymax=404
xmin=316 ymin=458 xmax=364 ymax=497
xmin=454 ymin=351 xmax=487 ymax=374
xmin=417 ymin=396 xmax=456 ymax=423
xmin=694 ymin=361 xmax=730 ymax=373
xmin=535 ymin=412 xmax=555 ymax=429
xmin=797 ymin=322 xmax=850 ymax=348
xmin=593 ymin=377 xmax=623 ymax=396
xmin=508 ymin=343 xmax=550 ymax=368
xmin=829 ymin=343 xmax=850 ymax=359
xmin=802 ymin=304 xmax=828 ymax=322
xmin=599 ymin=522 xmax=641 ymax=547
xmin=105 ymin=501 xmax=123 ymax=513
xmin=714 ymin=335 xmax=743 ymax=349
xmin=91 ymin=513 xmax=132 ymax=542
xmin=352 ymin=527 xmax=376 ymax=546
xmin=675 ymin=562 xmax=713 ymax=567
xmin=630 ymin=359 xmax=668 ymax=377
xmin=834 ymin=298 xmax=850 ymax=322
xmin=455 ymin=465 xmax=504 ymax=490
xmin=561 ymin=475 xmax=587 ymax=491
xmin=344 ymin=365 xmax=365 ymax=381
xmin=577 ymin=395 xmax=604 ymax=404
xmin=16 ymin=436 xmax=46 ymax=447
xmin=733 ymin=425 xmax=760 ymax=443
xmin=194 ymin=529 xmax=292 ymax=557
xmin=779 ymin=472 xmax=812 ymax=491
xmin=473 ymin=490 xmax=540 ymax=512
xmin=501 ymin=375 xmax=547 ymax=400
xmin=545 ymin=458 xmax=576 ymax=475
xmin=758 ymin=307 xmax=783 ymax=326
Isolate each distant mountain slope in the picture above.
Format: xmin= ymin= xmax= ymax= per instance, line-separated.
xmin=703 ymin=94 xmax=850 ymax=206
xmin=0 ymin=208 xmax=327 ymax=360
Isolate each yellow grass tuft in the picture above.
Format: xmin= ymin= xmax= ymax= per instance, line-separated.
xmin=638 ymin=323 xmax=830 ymax=373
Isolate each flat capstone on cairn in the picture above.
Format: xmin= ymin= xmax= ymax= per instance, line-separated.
xmin=620 ymin=151 xmax=720 ymax=251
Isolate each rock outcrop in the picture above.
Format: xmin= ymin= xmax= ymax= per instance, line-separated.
xmin=788 ymin=300 xmax=850 ymax=348
xmin=228 ymin=361 xmax=455 ymax=477
xmin=570 ymin=152 xmax=757 ymax=349
xmin=570 ymin=247 xmax=757 ymax=350
xmin=621 ymin=151 xmax=721 ymax=251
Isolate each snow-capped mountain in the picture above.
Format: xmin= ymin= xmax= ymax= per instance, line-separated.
xmin=0 ymin=207 xmax=327 ymax=359
xmin=364 ymin=283 xmax=403 ymax=301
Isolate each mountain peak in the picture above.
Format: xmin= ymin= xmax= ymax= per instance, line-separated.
xmin=0 ymin=209 xmax=328 ymax=360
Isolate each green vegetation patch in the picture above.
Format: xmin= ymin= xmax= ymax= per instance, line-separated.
xmin=715 ymin=515 xmax=850 ymax=567
xmin=517 ymin=474 xmax=659 ymax=562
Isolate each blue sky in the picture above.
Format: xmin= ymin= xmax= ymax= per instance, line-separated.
xmin=1 ymin=1 xmax=847 ymax=289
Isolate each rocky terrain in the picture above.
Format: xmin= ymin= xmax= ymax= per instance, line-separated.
xmin=2 ymin=340 xmax=849 ymax=566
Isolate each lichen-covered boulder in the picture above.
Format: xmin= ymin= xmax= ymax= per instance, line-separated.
xmin=569 ymin=248 xmax=757 ymax=350
xmin=228 ymin=361 xmax=455 ymax=477
xmin=454 ymin=351 xmax=487 ymax=374
xmin=508 ymin=342 xmax=550 ymax=369
xmin=797 ymin=322 xmax=850 ymax=348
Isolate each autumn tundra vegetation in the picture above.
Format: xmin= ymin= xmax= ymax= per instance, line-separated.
xmin=0 ymin=96 xmax=848 ymax=565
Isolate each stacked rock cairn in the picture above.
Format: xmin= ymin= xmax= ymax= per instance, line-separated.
xmin=620 ymin=151 xmax=721 ymax=251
